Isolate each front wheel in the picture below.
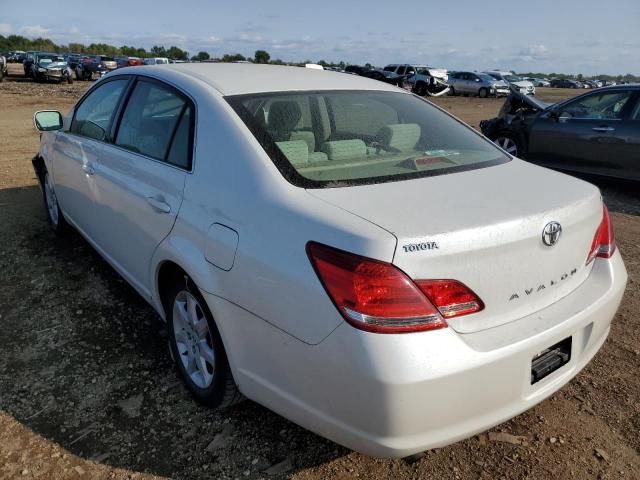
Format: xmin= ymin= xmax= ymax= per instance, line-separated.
xmin=166 ymin=282 xmax=241 ymax=408
xmin=448 ymin=86 xmax=456 ymax=96
xmin=478 ymin=87 xmax=489 ymax=98
xmin=493 ymin=132 xmax=522 ymax=157
xmin=42 ymin=170 xmax=70 ymax=235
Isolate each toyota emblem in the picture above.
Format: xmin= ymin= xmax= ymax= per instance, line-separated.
xmin=542 ymin=221 xmax=562 ymax=246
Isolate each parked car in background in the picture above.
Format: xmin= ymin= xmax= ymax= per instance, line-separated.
xmin=64 ymin=53 xmax=82 ymax=72
xmin=32 ymin=64 xmax=627 ymax=458
xmin=75 ymin=55 xmax=117 ymax=80
xmin=448 ymin=71 xmax=510 ymax=97
xmin=23 ymin=51 xmax=39 ymax=77
xmin=384 ymin=63 xmax=450 ymax=96
xmin=344 ymin=65 xmax=371 ymax=76
xmin=361 ymin=69 xmax=407 ymax=87
xmin=527 ymin=78 xmax=551 ymax=87
xmin=0 ymin=54 xmax=7 ymax=81
xmin=485 ymin=71 xmax=535 ymax=95
xmin=550 ymin=79 xmax=580 ymax=89
xmin=144 ymin=57 xmax=170 ymax=65
xmin=7 ymin=50 xmax=26 ymax=62
xmin=480 ymin=85 xmax=640 ymax=182
xmin=31 ymin=53 xmax=73 ymax=84
xmin=115 ymin=56 xmax=144 ymax=68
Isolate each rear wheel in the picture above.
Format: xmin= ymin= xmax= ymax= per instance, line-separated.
xmin=448 ymin=86 xmax=456 ymax=96
xmin=166 ymin=280 xmax=241 ymax=408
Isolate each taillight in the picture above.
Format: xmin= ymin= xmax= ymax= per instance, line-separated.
xmin=306 ymin=242 xmax=483 ymax=334
xmin=416 ymin=280 xmax=484 ymax=318
xmin=586 ymin=205 xmax=616 ymax=265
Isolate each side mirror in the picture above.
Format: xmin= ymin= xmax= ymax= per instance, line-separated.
xmin=34 ymin=110 xmax=63 ymax=131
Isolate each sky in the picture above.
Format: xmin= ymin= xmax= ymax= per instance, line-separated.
xmin=1 ymin=0 xmax=639 ymax=75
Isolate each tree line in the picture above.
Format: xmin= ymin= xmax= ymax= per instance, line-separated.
xmin=2 ymin=34 xmax=637 ymax=81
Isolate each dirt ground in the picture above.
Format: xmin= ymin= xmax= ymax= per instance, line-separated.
xmin=1 ymin=63 xmax=639 ymax=480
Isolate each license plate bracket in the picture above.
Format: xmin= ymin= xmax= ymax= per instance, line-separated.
xmin=531 ymin=337 xmax=572 ymax=384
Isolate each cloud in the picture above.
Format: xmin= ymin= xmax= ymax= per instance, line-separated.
xmin=518 ymin=44 xmax=549 ymax=59
xmin=0 ymin=23 xmax=12 ymax=35
xmin=22 ymin=24 xmax=49 ymax=36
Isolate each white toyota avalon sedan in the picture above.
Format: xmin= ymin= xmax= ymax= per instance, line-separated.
xmin=32 ymin=64 xmax=627 ymax=457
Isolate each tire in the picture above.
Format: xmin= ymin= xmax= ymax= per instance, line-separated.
xmin=493 ymin=132 xmax=523 ymax=157
xmin=165 ymin=279 xmax=242 ymax=408
xmin=412 ymin=81 xmax=427 ymax=96
xmin=448 ymin=86 xmax=456 ymax=96
xmin=478 ymin=87 xmax=489 ymax=98
xmin=41 ymin=169 xmax=70 ymax=235
xmin=66 ymin=73 xmax=73 ymax=84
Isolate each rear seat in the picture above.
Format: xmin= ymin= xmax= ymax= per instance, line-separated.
xmin=276 ymin=140 xmax=328 ymax=165
xmin=321 ymin=139 xmax=367 ymax=161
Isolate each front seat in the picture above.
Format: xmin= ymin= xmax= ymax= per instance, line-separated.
xmin=267 ymin=101 xmax=302 ymax=142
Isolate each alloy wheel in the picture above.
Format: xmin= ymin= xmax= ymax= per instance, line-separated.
xmin=495 ymin=137 xmax=518 ymax=156
xmin=172 ymin=290 xmax=216 ymax=389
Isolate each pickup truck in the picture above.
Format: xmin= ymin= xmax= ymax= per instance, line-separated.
xmin=383 ymin=64 xmax=450 ymax=96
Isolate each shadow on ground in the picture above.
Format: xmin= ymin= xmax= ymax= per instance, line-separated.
xmin=0 ymin=186 xmax=345 ymax=479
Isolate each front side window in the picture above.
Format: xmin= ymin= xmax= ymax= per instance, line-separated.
xmin=560 ymin=91 xmax=633 ymax=120
xmin=228 ymin=90 xmax=509 ymax=188
xmin=115 ymin=80 xmax=193 ymax=168
xmin=630 ymin=97 xmax=640 ymax=120
xmin=71 ymin=79 xmax=128 ymax=141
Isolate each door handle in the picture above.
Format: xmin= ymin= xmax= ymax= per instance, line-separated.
xmin=146 ymin=196 xmax=171 ymax=213
xmin=81 ymin=164 xmax=95 ymax=175
xmin=592 ymin=126 xmax=615 ymax=132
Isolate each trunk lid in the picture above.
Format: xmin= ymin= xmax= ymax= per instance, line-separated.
xmin=307 ymin=160 xmax=602 ymax=333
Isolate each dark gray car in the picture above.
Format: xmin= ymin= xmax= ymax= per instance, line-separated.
xmin=480 ymin=85 xmax=640 ymax=182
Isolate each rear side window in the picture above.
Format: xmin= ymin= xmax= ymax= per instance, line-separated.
xmin=115 ymin=80 xmax=193 ymax=168
xmin=71 ymin=79 xmax=128 ymax=141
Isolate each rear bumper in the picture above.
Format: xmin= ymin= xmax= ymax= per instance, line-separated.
xmin=206 ymin=252 xmax=626 ymax=458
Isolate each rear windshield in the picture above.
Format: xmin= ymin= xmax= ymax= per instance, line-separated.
xmin=226 ymin=90 xmax=509 ymax=188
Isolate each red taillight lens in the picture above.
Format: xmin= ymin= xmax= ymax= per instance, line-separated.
xmin=307 ymin=242 xmax=483 ymax=333
xmin=416 ymin=280 xmax=484 ymax=318
xmin=586 ymin=205 xmax=616 ymax=265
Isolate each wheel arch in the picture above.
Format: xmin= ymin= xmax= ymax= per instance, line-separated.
xmin=151 ymin=234 xmax=221 ymax=321
xmin=32 ymin=154 xmax=46 ymax=186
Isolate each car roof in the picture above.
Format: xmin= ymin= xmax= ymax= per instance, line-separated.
xmin=125 ymin=63 xmax=402 ymax=96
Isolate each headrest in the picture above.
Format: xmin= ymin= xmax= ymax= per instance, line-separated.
xmin=377 ymin=123 xmax=421 ymax=152
xmin=268 ymin=101 xmax=302 ymax=135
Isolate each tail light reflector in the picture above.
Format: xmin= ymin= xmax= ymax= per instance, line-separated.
xmin=306 ymin=242 xmax=483 ymax=333
xmin=586 ymin=205 xmax=616 ymax=265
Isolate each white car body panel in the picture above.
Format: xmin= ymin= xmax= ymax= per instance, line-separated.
xmin=36 ymin=64 xmax=627 ymax=457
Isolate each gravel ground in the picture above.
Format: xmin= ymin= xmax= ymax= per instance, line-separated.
xmin=1 ymin=66 xmax=639 ymax=479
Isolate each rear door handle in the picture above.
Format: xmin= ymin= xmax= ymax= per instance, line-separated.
xmin=146 ymin=196 xmax=171 ymax=213
xmin=81 ymin=164 xmax=95 ymax=175
xmin=592 ymin=126 xmax=615 ymax=132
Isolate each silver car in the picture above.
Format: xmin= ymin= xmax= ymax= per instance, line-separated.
xmin=448 ymin=71 xmax=510 ymax=97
